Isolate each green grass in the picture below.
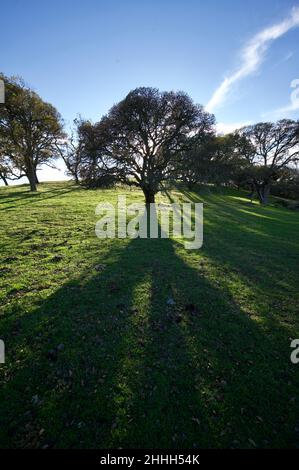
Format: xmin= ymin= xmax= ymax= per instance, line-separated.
xmin=0 ymin=181 xmax=299 ymax=449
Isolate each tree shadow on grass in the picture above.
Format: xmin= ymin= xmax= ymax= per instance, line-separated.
xmin=101 ymin=238 xmax=298 ymax=448
xmin=177 ymin=188 xmax=299 ymax=303
xmin=0 ymin=183 xmax=80 ymax=211
xmin=1 ymin=223 xmax=298 ymax=449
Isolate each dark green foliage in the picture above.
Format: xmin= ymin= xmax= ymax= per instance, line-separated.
xmin=0 ymin=74 xmax=64 ymax=191
xmin=78 ymin=87 xmax=215 ymax=202
xmin=236 ymin=120 xmax=299 ymax=204
xmin=271 ymin=168 xmax=299 ymax=201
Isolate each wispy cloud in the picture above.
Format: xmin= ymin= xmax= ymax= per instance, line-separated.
xmin=264 ymin=78 xmax=299 ymax=118
xmin=206 ymin=7 xmax=299 ymax=113
xmin=272 ymin=50 xmax=294 ymax=69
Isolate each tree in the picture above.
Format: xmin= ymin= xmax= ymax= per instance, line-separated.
xmin=175 ymin=126 xmax=215 ymax=188
xmin=0 ymin=157 xmax=9 ymax=185
xmin=77 ymin=120 xmax=120 ymax=188
xmin=80 ymin=87 xmax=215 ymax=203
xmin=271 ymin=166 xmax=299 ymax=200
xmin=237 ymin=120 xmax=299 ymax=204
xmin=212 ymin=134 xmax=252 ymax=186
xmin=57 ymin=119 xmax=84 ymax=184
xmin=0 ymin=154 xmax=25 ymax=186
xmin=177 ymin=133 xmax=249 ymax=189
xmin=0 ymin=132 xmax=26 ymax=185
xmin=0 ymin=135 xmax=10 ymax=185
xmin=0 ymin=74 xmax=64 ymax=191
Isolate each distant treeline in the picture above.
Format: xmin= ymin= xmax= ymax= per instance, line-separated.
xmin=1 ymin=74 xmax=298 ymax=204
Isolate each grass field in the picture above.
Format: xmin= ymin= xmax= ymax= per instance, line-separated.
xmin=0 ymin=181 xmax=299 ymax=449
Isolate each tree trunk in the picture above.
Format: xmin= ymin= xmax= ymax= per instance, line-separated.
xmin=142 ymin=188 xmax=156 ymax=204
xmin=255 ymin=182 xmax=270 ymax=204
xmin=261 ymin=184 xmax=270 ymax=205
xmin=74 ymin=172 xmax=79 ymax=184
xmin=24 ymin=154 xmax=37 ymax=191
xmin=248 ymin=183 xmax=255 ymax=202
xmin=29 ymin=175 xmax=37 ymax=191
xmin=27 ymin=166 xmax=37 ymax=192
xmin=0 ymin=173 xmax=8 ymax=186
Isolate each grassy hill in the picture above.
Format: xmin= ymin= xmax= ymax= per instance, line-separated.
xmin=0 ymin=181 xmax=299 ymax=448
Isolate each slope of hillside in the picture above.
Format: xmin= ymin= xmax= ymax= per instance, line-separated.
xmin=0 ymin=182 xmax=299 ymax=448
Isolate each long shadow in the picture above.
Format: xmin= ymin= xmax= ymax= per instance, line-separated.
xmin=177 ymin=187 xmax=299 ymax=302
xmin=98 ymin=237 xmax=299 ymax=448
xmin=0 ymin=220 xmax=298 ymax=448
xmin=0 ymin=183 xmax=80 ymax=211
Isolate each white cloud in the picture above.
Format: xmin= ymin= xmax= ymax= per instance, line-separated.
xmin=216 ymin=121 xmax=252 ymax=135
xmin=266 ymin=78 xmax=299 ymax=118
xmin=206 ymin=7 xmax=299 ymax=113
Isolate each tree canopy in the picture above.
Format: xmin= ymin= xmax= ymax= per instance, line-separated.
xmin=79 ymin=87 xmax=215 ymax=202
xmin=1 ymin=75 xmax=299 ymax=205
xmin=236 ymin=120 xmax=299 ymax=203
xmin=0 ymin=74 xmax=64 ymax=191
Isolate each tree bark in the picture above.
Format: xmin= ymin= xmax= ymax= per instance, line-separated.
xmin=28 ymin=175 xmax=37 ymax=191
xmin=24 ymin=154 xmax=37 ymax=191
xmin=34 ymin=171 xmax=40 ymax=184
xmin=27 ymin=165 xmax=37 ymax=191
xmin=261 ymin=184 xmax=270 ymax=205
xmin=0 ymin=173 xmax=8 ymax=186
xmin=74 ymin=172 xmax=79 ymax=184
xmin=255 ymin=182 xmax=270 ymax=204
xmin=142 ymin=188 xmax=156 ymax=204
xmin=248 ymin=183 xmax=255 ymax=202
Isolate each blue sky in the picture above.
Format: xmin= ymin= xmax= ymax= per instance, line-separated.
xmin=1 ymin=0 xmax=299 ymax=182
